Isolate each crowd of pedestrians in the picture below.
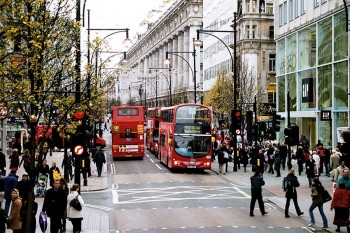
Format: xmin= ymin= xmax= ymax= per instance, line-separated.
xmin=212 ymin=128 xmax=350 ymax=230
xmin=0 ymin=143 xmax=106 ymax=233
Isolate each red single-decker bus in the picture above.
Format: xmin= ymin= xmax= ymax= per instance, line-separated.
xmin=145 ymin=107 xmax=161 ymax=156
xmin=158 ymin=104 xmax=212 ymax=169
xmin=111 ymin=106 xmax=145 ymax=159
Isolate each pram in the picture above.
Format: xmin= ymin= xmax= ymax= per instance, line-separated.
xmin=36 ymin=173 xmax=48 ymax=197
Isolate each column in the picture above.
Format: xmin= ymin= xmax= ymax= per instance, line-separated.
xmin=183 ymin=28 xmax=189 ymax=90
xmin=177 ymin=31 xmax=184 ymax=89
xmin=172 ymin=35 xmax=178 ymax=90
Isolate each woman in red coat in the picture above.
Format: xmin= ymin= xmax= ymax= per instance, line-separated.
xmin=330 ymin=182 xmax=350 ymax=232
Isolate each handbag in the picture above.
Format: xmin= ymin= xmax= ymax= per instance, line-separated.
xmin=223 ymin=151 xmax=229 ymax=159
xmin=70 ymin=195 xmax=82 ymax=211
xmin=321 ymin=189 xmax=332 ymax=203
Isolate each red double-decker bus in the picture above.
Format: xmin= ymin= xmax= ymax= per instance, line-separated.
xmin=111 ymin=106 xmax=145 ymax=160
xmin=158 ymin=104 xmax=212 ymax=170
xmin=145 ymin=107 xmax=161 ymax=156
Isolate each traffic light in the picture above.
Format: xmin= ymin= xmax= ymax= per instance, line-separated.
xmin=284 ymin=127 xmax=293 ymax=146
xmin=284 ymin=125 xmax=299 ymax=146
xmin=231 ymin=109 xmax=242 ymax=135
xmin=259 ymin=122 xmax=267 ymax=138
xmin=272 ymin=111 xmax=281 ymax=132
xmin=246 ymin=111 xmax=253 ymax=141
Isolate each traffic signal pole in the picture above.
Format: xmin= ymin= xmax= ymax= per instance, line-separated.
xmin=287 ymin=90 xmax=292 ymax=169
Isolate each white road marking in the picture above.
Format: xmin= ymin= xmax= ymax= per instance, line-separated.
xmin=149 ymin=158 xmax=154 ymax=163
xmin=112 ymin=189 xmax=119 ymax=204
xmin=155 ymin=164 xmax=162 ymax=170
xmin=233 ymin=186 xmax=250 ymax=198
xmin=114 ymin=185 xmax=251 ymax=204
xmin=265 ymin=203 xmax=277 ymax=210
xmin=84 ymin=204 xmax=113 ymax=211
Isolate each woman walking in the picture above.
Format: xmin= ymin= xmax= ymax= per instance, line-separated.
xmin=308 ymin=178 xmax=328 ymax=228
xmin=330 ymin=182 xmax=350 ymax=232
xmin=67 ymin=184 xmax=84 ymax=233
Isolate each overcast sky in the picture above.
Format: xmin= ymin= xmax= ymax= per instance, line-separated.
xmin=83 ymin=0 xmax=175 ymax=52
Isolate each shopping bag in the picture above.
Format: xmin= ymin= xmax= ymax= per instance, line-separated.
xmin=321 ymin=189 xmax=332 ymax=203
xmin=39 ymin=212 xmax=47 ymax=233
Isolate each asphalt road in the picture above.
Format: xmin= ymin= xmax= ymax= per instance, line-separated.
xmin=83 ymin=148 xmax=315 ymax=233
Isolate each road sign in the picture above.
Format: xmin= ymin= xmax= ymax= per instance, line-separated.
xmin=74 ymin=145 xmax=84 ymax=156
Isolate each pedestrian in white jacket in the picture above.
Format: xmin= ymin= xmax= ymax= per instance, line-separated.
xmin=67 ymin=184 xmax=84 ymax=233
xmin=312 ymin=151 xmax=320 ymax=176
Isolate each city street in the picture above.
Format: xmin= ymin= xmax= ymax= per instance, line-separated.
xmin=1 ymin=129 xmax=337 ymax=233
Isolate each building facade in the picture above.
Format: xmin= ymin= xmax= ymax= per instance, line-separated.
xmin=275 ymin=0 xmax=348 ymax=148
xmin=236 ymin=0 xmax=276 ymax=106
xmin=121 ymin=0 xmax=203 ymax=107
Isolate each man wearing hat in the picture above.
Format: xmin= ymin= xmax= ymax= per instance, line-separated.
xmin=3 ymin=170 xmax=18 ymax=215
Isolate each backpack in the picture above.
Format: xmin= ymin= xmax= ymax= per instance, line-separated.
xmin=282 ymin=176 xmax=290 ymax=192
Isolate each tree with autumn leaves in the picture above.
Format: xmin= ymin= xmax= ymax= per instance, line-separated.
xmin=0 ymin=1 xmax=112 ymax=231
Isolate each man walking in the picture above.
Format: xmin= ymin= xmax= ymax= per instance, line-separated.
xmin=249 ymin=170 xmax=268 ymax=217
xmin=42 ymin=179 xmax=67 ymax=233
xmin=284 ymin=168 xmax=304 ymax=218
xmin=93 ymin=146 xmax=106 ymax=177
xmin=0 ymin=148 xmax=5 ymax=176
xmin=3 ymin=169 xmax=18 ymax=214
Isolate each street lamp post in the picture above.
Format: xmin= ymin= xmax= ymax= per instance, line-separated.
xmin=164 ymin=44 xmax=197 ymax=103
xmin=194 ymin=14 xmax=238 ymax=171
xmin=149 ymin=67 xmax=172 ymax=106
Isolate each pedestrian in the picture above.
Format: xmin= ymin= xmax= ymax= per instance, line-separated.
xmin=9 ymin=149 xmax=20 ymax=172
xmin=37 ymin=159 xmax=50 ymax=178
xmin=67 ymin=184 xmax=84 ymax=233
xmin=323 ymin=146 xmax=331 ymax=176
xmin=0 ymin=201 xmax=6 ymax=233
xmin=93 ymin=146 xmax=106 ymax=177
xmin=305 ymin=154 xmax=316 ymax=188
xmin=273 ymin=144 xmax=281 ymax=177
xmin=61 ymin=150 xmax=75 ymax=181
xmin=284 ymin=168 xmax=304 ymax=218
xmin=334 ymin=161 xmax=349 ymax=183
xmin=8 ymin=189 xmax=22 ymax=233
xmin=295 ymin=146 xmax=304 ymax=176
xmin=16 ymin=173 xmax=31 ymax=203
xmin=240 ymin=144 xmax=248 ymax=172
xmin=19 ymin=149 xmax=31 ymax=175
xmin=249 ymin=170 xmax=268 ymax=217
xmin=308 ymin=178 xmax=328 ymax=228
xmin=4 ymin=170 xmax=18 ymax=214
xmin=330 ymin=182 xmax=350 ymax=232
xmin=217 ymin=144 xmax=228 ymax=174
xmin=330 ymin=149 xmax=341 ymax=181
xmin=279 ymin=142 xmax=287 ymax=170
xmin=336 ymin=168 xmax=350 ymax=190
xmin=49 ymin=161 xmax=61 ymax=187
xmin=255 ymin=149 xmax=265 ymax=175
xmin=42 ymin=179 xmax=67 ymax=233
xmin=60 ymin=178 xmax=69 ymax=233
xmin=267 ymin=144 xmax=275 ymax=174
xmin=0 ymin=148 xmax=6 ymax=176
xmin=312 ymin=150 xmax=320 ymax=177
xmin=84 ymin=152 xmax=92 ymax=177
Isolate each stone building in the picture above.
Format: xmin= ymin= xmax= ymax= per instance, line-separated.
xmin=120 ymin=0 xmax=203 ymax=107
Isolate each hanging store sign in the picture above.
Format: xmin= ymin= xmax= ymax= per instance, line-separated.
xmin=320 ymin=110 xmax=331 ymax=121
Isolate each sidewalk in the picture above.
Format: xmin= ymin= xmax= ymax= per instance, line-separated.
xmin=211 ymin=158 xmax=336 ymax=232
xmin=2 ymin=150 xmax=109 ymax=233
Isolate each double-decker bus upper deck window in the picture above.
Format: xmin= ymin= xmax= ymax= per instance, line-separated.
xmin=161 ymin=109 xmax=173 ymax=122
xmin=176 ymin=106 xmax=210 ymax=125
xmin=118 ymin=108 xmax=139 ymax=116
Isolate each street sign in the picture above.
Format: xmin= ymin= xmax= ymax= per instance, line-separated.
xmin=74 ymin=145 xmax=84 ymax=156
xmin=0 ymin=106 xmax=8 ymax=119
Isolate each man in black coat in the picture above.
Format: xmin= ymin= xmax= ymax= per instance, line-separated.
xmin=284 ymin=168 xmax=304 ymax=218
xmin=249 ymin=170 xmax=268 ymax=216
xmin=93 ymin=146 xmax=106 ymax=177
xmin=42 ymin=179 xmax=67 ymax=233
